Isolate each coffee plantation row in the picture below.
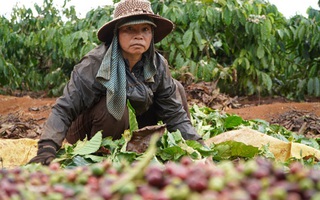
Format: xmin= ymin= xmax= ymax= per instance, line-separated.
xmin=1 ymin=0 xmax=319 ymax=99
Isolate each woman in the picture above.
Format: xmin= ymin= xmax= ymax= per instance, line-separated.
xmin=29 ymin=0 xmax=203 ymax=165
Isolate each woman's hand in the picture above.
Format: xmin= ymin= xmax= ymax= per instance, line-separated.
xmin=28 ymin=140 xmax=57 ymax=165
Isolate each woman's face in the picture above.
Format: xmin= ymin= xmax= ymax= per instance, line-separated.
xmin=118 ymin=23 xmax=153 ymax=59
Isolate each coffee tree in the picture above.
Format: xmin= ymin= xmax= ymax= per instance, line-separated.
xmin=0 ymin=0 xmax=319 ymax=99
xmin=152 ymin=0 xmax=320 ymax=99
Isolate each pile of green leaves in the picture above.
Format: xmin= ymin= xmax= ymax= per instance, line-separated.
xmin=54 ymin=105 xmax=320 ymax=168
xmin=190 ymin=105 xmax=320 ymax=149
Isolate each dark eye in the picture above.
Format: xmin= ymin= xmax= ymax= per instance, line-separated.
xmin=143 ymin=27 xmax=151 ymax=32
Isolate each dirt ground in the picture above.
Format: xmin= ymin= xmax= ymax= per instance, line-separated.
xmin=226 ymin=98 xmax=320 ymax=121
xmin=0 ymin=93 xmax=319 ymax=139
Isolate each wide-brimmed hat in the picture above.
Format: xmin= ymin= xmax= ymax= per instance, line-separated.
xmin=97 ymin=0 xmax=174 ymax=44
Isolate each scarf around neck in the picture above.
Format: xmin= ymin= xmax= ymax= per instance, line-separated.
xmin=96 ymin=36 xmax=157 ymax=121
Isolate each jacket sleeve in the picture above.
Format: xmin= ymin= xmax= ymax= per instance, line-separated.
xmin=153 ymin=55 xmax=202 ymax=141
xmin=39 ymin=45 xmax=107 ymax=148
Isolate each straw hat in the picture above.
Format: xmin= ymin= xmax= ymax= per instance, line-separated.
xmin=97 ymin=0 xmax=174 ymax=44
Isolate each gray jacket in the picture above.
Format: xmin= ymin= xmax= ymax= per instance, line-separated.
xmin=40 ymin=43 xmax=201 ymax=147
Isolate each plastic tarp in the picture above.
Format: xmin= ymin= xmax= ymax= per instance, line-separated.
xmin=0 ymin=138 xmax=38 ymax=169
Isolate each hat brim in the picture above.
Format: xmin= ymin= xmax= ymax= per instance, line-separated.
xmin=97 ymin=13 xmax=174 ymax=44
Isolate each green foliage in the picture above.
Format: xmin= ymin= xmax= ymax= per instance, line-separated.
xmin=0 ymin=0 xmax=319 ymax=99
xmin=0 ymin=0 xmax=112 ymax=96
xmin=189 ymin=104 xmax=320 ymax=151
xmin=272 ymin=8 xmax=320 ymax=99
xmin=152 ymin=0 xmax=320 ymax=99
xmin=53 ymin=104 xmax=320 ymax=167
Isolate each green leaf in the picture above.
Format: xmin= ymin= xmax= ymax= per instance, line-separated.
xmin=127 ymin=100 xmax=138 ymax=132
xmin=224 ymin=115 xmax=243 ymax=129
xmin=262 ymin=72 xmax=272 ymax=91
xmin=223 ymin=7 xmax=232 ymax=26
xmin=245 ymin=58 xmax=251 ymax=71
xmin=308 ymin=65 xmax=317 ymax=77
xmin=257 ymin=45 xmax=265 ymax=59
xmin=115 ymin=152 xmax=138 ymax=163
xmin=167 ymin=131 xmax=184 ymax=146
xmin=177 ymin=142 xmax=202 ymax=159
xmin=185 ymin=46 xmax=192 ymax=58
xmin=307 ymin=77 xmax=320 ymax=97
xmin=298 ymin=25 xmax=306 ymax=41
xmin=72 ymin=131 xmax=102 ymax=155
xmin=314 ymin=77 xmax=320 ymax=97
xmin=299 ymin=138 xmax=320 ymax=150
xmin=217 ymin=0 xmax=227 ymax=6
xmin=186 ymin=140 xmax=216 ymax=157
xmin=277 ymin=29 xmax=284 ymax=39
xmin=193 ymin=28 xmax=203 ymax=49
xmin=213 ymin=141 xmax=259 ymax=160
xmin=246 ymin=80 xmax=255 ymax=95
xmin=307 ymin=78 xmax=314 ymax=95
xmin=121 ymin=130 xmax=132 ymax=152
xmin=183 ymin=29 xmax=193 ymax=47
xmin=83 ymin=155 xmax=105 ymax=162
xmin=259 ymin=144 xmax=275 ymax=159
xmin=175 ymin=52 xmax=185 ymax=68
xmin=158 ymin=146 xmax=186 ymax=161
xmin=101 ymin=136 xmax=121 ymax=152
xmin=206 ymin=7 xmax=214 ymax=25
xmin=72 ymin=155 xmax=92 ymax=166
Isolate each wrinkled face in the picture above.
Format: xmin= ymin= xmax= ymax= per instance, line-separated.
xmin=118 ymin=23 xmax=153 ymax=59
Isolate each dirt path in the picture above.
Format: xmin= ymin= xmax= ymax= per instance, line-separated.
xmin=226 ymin=101 xmax=320 ymax=121
xmin=2 ymin=95 xmax=319 ymax=123
xmin=0 ymin=95 xmax=54 ymax=124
